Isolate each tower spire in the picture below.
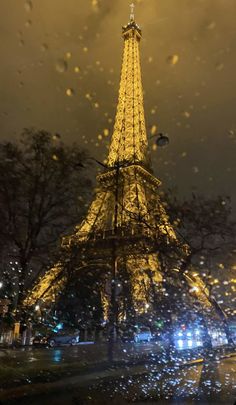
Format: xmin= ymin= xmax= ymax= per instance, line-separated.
xmin=130 ymin=3 xmax=135 ymax=22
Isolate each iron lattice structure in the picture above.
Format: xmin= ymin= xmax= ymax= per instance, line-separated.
xmin=24 ymin=17 xmax=218 ymax=321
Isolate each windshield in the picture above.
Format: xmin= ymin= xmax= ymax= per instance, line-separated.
xmin=0 ymin=1 xmax=235 ymax=404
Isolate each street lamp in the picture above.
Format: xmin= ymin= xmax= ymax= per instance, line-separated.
xmin=155 ymin=133 xmax=170 ymax=147
xmin=149 ymin=132 xmax=170 ymax=148
xmin=85 ymin=156 xmax=123 ymax=361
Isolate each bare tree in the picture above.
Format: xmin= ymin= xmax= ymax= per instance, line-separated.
xmin=162 ymin=192 xmax=236 ymax=279
xmin=0 ymin=128 xmax=92 ymax=308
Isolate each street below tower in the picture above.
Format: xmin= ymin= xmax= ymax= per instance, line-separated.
xmin=0 ymin=345 xmax=235 ymax=404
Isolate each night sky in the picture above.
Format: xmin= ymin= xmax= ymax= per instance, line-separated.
xmin=0 ymin=0 xmax=236 ymax=212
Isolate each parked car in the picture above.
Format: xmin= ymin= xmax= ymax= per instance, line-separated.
xmin=33 ymin=335 xmax=48 ymax=346
xmin=134 ymin=327 xmax=152 ymax=343
xmin=33 ymin=331 xmax=80 ymax=347
xmin=48 ymin=331 xmax=80 ymax=347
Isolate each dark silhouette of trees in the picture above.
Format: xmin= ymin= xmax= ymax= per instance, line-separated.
xmin=162 ymin=192 xmax=236 ymax=281
xmin=0 ymin=128 xmax=92 ymax=308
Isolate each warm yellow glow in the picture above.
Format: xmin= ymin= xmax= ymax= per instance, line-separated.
xmin=107 ymin=26 xmax=149 ymax=167
xmin=24 ymin=19 xmax=211 ymax=316
xmin=23 ymin=263 xmax=65 ymax=307
xmin=66 ymin=88 xmax=74 ymax=97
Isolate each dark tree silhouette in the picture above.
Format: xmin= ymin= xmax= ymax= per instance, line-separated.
xmin=0 ymin=128 xmax=92 ymax=308
xmin=162 ymin=192 xmax=236 ymax=281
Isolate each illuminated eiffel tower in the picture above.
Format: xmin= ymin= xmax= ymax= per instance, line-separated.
xmin=25 ymin=7 xmax=215 ymax=321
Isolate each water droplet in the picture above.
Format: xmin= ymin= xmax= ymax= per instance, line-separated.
xmin=183 ymin=111 xmax=191 ymax=118
xmin=41 ymin=43 xmax=48 ymax=52
xmin=24 ymin=1 xmax=33 ymax=12
xmin=207 ymin=21 xmax=216 ymax=30
xmin=167 ymin=54 xmax=179 ymax=65
xmin=55 ymin=59 xmax=68 ymax=73
xmin=66 ymin=52 xmax=72 ymax=59
xmin=98 ymin=134 xmax=103 ymax=141
xmin=25 ymin=20 xmax=32 ymax=28
xmin=74 ymin=66 xmax=80 ymax=73
xmin=103 ymin=129 xmax=109 ymax=137
xmin=66 ymin=88 xmax=74 ymax=97
xmin=152 ymin=144 xmax=157 ymax=151
xmin=52 ymin=133 xmax=61 ymax=140
xmin=151 ymin=125 xmax=157 ymax=135
xmin=94 ymin=102 xmax=99 ymax=108
xmin=228 ymin=129 xmax=235 ymax=138
xmin=83 ymin=47 xmax=88 ymax=53
xmin=216 ymin=63 xmax=224 ymax=71
xmin=85 ymin=93 xmax=92 ymax=101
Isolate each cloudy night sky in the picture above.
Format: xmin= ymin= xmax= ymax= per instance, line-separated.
xmin=0 ymin=0 xmax=235 ymax=211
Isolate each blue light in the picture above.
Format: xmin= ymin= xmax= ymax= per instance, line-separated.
xmin=178 ymin=339 xmax=183 ymax=347
xmin=53 ymin=350 xmax=62 ymax=363
xmin=178 ymin=332 xmax=183 ymax=337
xmin=188 ymin=340 xmax=193 ymax=347
xmin=53 ymin=322 xmax=63 ymax=333
xmin=187 ymin=332 xmax=192 ymax=337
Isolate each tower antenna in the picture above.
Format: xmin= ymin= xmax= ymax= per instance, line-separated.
xmin=130 ymin=3 xmax=135 ymax=21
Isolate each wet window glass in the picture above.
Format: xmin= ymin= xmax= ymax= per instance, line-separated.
xmin=0 ymin=1 xmax=235 ymax=404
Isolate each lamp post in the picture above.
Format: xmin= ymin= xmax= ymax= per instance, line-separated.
xmin=108 ymin=162 xmax=120 ymax=362
xmin=88 ymin=157 xmax=123 ymax=362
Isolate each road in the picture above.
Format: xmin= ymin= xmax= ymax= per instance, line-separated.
xmin=0 ymin=341 xmax=163 ymax=372
xmin=0 ymin=343 xmax=235 ymax=404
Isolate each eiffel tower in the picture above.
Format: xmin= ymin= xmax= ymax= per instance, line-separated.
xmin=24 ymin=7 xmax=218 ymax=323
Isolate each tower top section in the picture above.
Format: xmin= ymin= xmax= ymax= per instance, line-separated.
xmin=122 ymin=3 xmax=142 ymax=39
xmin=107 ymin=9 xmax=149 ymax=169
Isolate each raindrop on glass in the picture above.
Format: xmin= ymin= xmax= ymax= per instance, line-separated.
xmin=41 ymin=43 xmax=48 ymax=52
xmin=55 ymin=59 xmax=68 ymax=73
xmin=25 ymin=20 xmax=32 ymax=28
xmin=216 ymin=63 xmax=224 ymax=71
xmin=166 ymin=54 xmax=179 ymax=65
xmin=66 ymin=88 xmax=74 ymax=97
xmin=24 ymin=1 xmax=33 ymax=12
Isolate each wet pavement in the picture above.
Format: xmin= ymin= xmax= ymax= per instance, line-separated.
xmin=1 ymin=355 xmax=235 ymax=404
xmin=0 ymin=344 xmax=235 ymax=404
xmin=0 ymin=341 xmax=163 ymax=371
